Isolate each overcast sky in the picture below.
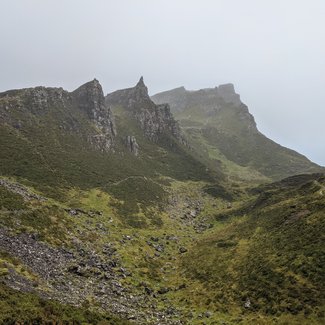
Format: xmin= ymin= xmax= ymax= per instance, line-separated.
xmin=1 ymin=0 xmax=324 ymax=165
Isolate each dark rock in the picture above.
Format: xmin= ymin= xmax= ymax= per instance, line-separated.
xmin=153 ymin=244 xmax=164 ymax=253
xmin=144 ymin=287 xmax=153 ymax=295
xmin=177 ymin=284 xmax=186 ymax=290
xmin=166 ymin=235 xmax=179 ymax=242
xmin=179 ymin=247 xmax=188 ymax=254
xmin=157 ymin=287 xmax=170 ymax=294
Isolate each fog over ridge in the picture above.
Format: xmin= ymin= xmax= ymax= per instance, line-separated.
xmin=1 ymin=0 xmax=324 ymax=165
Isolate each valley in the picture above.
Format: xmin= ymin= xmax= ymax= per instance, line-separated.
xmin=0 ymin=78 xmax=324 ymax=324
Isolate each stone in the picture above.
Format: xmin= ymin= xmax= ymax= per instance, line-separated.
xmin=126 ymin=135 xmax=139 ymax=155
xmin=179 ymin=247 xmax=188 ymax=254
xmin=153 ymin=244 xmax=164 ymax=252
xmin=73 ymin=79 xmax=116 ymax=151
xmin=244 ymin=298 xmax=251 ymax=308
xmin=144 ymin=286 xmax=153 ymax=295
xmin=204 ymin=311 xmax=213 ymax=318
xmin=157 ymin=287 xmax=170 ymax=294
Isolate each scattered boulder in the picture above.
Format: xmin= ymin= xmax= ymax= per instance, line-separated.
xmin=244 ymin=298 xmax=251 ymax=308
xmin=157 ymin=287 xmax=170 ymax=294
xmin=179 ymin=247 xmax=188 ymax=254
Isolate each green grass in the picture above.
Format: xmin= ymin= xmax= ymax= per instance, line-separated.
xmin=153 ymin=88 xmax=324 ymax=180
xmin=1 ymin=86 xmax=324 ymax=324
xmin=0 ymin=186 xmax=26 ymax=210
xmin=179 ymin=174 xmax=325 ymax=322
xmin=0 ymin=283 xmax=131 ymax=324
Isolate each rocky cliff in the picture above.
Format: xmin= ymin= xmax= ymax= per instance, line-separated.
xmin=106 ymin=77 xmax=183 ymax=143
xmin=72 ymin=79 xmax=116 ymax=151
xmin=151 ymin=83 xmax=241 ymax=113
xmin=0 ymin=79 xmax=116 ymax=152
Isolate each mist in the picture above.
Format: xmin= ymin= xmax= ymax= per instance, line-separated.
xmin=1 ymin=0 xmax=324 ymax=165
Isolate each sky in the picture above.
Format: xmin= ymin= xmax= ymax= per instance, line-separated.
xmin=1 ymin=0 xmax=324 ymax=166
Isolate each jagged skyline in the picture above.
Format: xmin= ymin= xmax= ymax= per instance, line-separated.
xmin=1 ymin=0 xmax=324 ymax=165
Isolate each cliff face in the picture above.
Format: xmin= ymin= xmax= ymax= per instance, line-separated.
xmin=72 ymin=79 xmax=116 ymax=151
xmin=0 ymin=80 xmax=116 ymax=152
xmin=106 ymin=77 xmax=182 ymax=143
xmin=151 ymin=83 xmax=241 ymax=112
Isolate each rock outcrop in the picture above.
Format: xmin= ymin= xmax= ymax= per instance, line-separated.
xmin=0 ymin=86 xmax=71 ymax=117
xmin=106 ymin=77 xmax=183 ymax=143
xmin=217 ymin=83 xmax=241 ymax=106
xmin=73 ymin=79 xmax=116 ymax=151
xmin=151 ymin=83 xmax=242 ymax=113
xmin=126 ymin=135 xmax=139 ymax=156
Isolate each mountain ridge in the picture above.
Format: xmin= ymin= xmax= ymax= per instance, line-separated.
xmin=152 ymin=84 xmax=324 ymax=180
xmin=0 ymin=78 xmax=324 ymax=324
xmin=106 ymin=77 xmax=184 ymax=143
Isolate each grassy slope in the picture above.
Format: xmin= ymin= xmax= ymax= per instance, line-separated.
xmin=0 ymin=283 xmax=130 ymax=325
xmin=1 ymin=172 xmax=324 ymax=324
xmin=178 ymin=174 xmax=325 ymax=324
xmin=0 ymin=91 xmax=221 ymax=228
xmin=1 ymin=88 xmax=324 ymax=324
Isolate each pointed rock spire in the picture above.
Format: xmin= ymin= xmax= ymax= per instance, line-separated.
xmin=135 ymin=76 xmax=148 ymax=97
xmin=136 ymin=76 xmax=145 ymax=87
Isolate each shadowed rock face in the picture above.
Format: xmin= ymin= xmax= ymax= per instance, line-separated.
xmin=106 ymin=77 xmax=183 ymax=142
xmin=73 ymin=79 xmax=116 ymax=151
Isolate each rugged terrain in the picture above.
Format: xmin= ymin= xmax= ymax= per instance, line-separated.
xmin=0 ymin=78 xmax=324 ymax=324
xmin=152 ymin=85 xmax=323 ymax=181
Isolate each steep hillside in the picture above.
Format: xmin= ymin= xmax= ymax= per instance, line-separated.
xmin=178 ymin=173 xmax=325 ymax=324
xmin=152 ymin=85 xmax=323 ymax=180
xmin=0 ymin=79 xmax=220 ymax=225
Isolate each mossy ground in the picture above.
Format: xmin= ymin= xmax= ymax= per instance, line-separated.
xmin=1 ymin=174 xmax=324 ymax=324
